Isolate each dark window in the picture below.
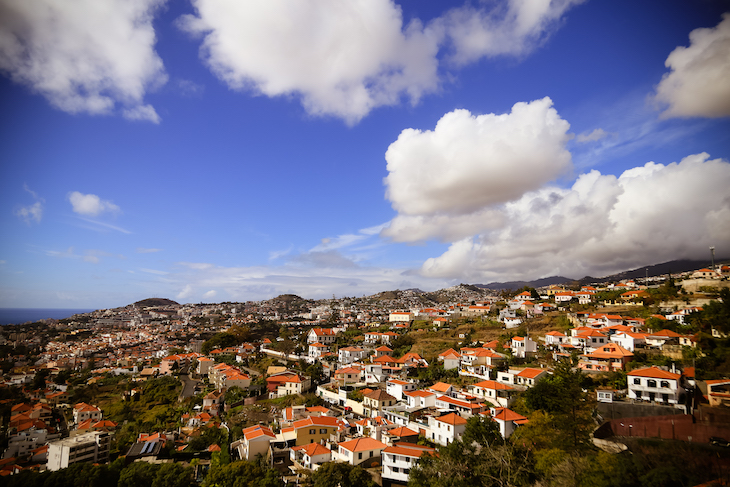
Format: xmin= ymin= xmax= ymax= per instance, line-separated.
xmin=647 ymin=380 xmax=657 ymax=388
xmin=633 ymin=378 xmax=640 ymax=385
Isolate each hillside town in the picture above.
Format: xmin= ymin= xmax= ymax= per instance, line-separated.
xmin=1 ymin=264 xmax=730 ymax=486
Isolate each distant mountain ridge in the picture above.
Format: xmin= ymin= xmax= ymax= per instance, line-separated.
xmin=474 ymin=258 xmax=722 ymax=291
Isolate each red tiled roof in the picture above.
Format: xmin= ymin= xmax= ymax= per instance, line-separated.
xmin=628 ymin=366 xmax=680 ymax=380
xmin=338 ymin=437 xmax=386 ymax=453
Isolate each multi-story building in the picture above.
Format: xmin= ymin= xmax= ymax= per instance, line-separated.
xmin=382 ymin=442 xmax=435 ymax=484
xmin=47 ymin=431 xmax=111 ymax=471
xmin=627 ymin=366 xmax=684 ymax=405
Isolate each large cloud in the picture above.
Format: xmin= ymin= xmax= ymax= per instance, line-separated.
xmin=179 ymin=0 xmax=440 ymax=124
xmin=0 ymin=0 xmax=167 ymax=122
xmin=179 ymin=0 xmax=581 ymax=123
xmin=420 ymin=153 xmax=730 ymax=281
xmin=655 ymin=14 xmax=730 ymax=119
xmin=383 ymin=97 xmax=572 ymax=241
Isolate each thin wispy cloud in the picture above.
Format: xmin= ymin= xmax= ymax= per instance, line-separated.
xmin=140 ymin=268 xmax=169 ymax=275
xmin=75 ymin=217 xmax=132 ymax=235
xmin=136 ymin=247 xmax=163 ymax=254
xmin=15 ymin=184 xmax=44 ymax=224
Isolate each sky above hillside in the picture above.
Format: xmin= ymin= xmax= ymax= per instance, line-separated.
xmin=1 ymin=0 xmax=729 ymax=308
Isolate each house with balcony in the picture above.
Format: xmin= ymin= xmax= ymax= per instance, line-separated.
xmin=705 ymin=379 xmax=730 ymax=407
xmin=290 ymin=442 xmax=331 ymax=471
xmin=307 ymin=328 xmax=337 ymax=345
xmin=435 ymin=395 xmax=485 ymax=417
xmin=627 ymin=366 xmax=684 ymax=405
xmin=338 ymin=346 xmax=369 ymax=365
xmin=459 ymin=348 xmax=506 ymax=379
xmin=510 ymin=336 xmax=537 ymax=358
xmin=333 ymin=366 xmax=363 ymax=387
xmin=403 ymin=390 xmax=437 ymax=410
xmin=610 ymin=331 xmax=648 ymax=352
xmin=382 ymin=442 xmax=436 ymax=484
xmin=579 ymin=343 xmax=633 ymax=372
xmin=544 ymin=331 xmax=567 ymax=347
xmin=468 ymin=380 xmax=516 ymax=408
xmin=363 ymin=389 xmax=397 ymax=417
xmin=308 ymin=343 xmax=330 ymax=360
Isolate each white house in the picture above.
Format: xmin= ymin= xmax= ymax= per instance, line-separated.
xmin=290 ymin=442 xmax=331 ymax=470
xmin=338 ymin=346 xmax=368 ymax=365
xmin=490 ymin=408 xmax=528 ymax=438
xmin=610 ymin=332 xmax=648 ymax=352
xmin=544 ymin=331 xmax=567 ymax=347
xmin=627 ymin=366 xmax=683 ymax=405
xmin=468 ymin=380 xmax=515 ymax=408
xmin=510 ymin=336 xmax=537 ymax=358
xmin=403 ymin=390 xmax=436 ymax=410
xmin=308 ymin=343 xmax=330 ymax=360
xmin=438 ymin=349 xmax=461 ymax=370
xmin=430 ymin=413 xmax=467 ymax=446
xmin=386 ymin=379 xmax=417 ymax=401
xmin=335 ymin=437 xmax=387 ymax=466
xmin=382 ymin=442 xmax=436 ymax=484
xmin=308 ymin=328 xmax=337 ymax=344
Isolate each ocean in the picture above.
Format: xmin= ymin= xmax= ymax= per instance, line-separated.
xmin=0 ymin=308 xmax=96 ymax=325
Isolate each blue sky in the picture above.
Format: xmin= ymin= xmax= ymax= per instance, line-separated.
xmin=1 ymin=0 xmax=729 ymax=309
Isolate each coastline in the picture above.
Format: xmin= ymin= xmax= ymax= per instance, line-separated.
xmin=0 ymin=308 xmax=96 ymax=326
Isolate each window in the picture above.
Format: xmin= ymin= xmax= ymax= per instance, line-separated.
xmin=358 ymin=452 xmax=363 ymax=460
xmin=309 ymin=429 xmax=316 ymax=434
xmin=660 ymin=381 xmax=670 ymax=388
xmin=393 ymin=467 xmax=400 ymax=473
xmin=633 ymin=378 xmax=641 ymax=385
xmin=320 ymin=429 xmax=327 ymax=434
xmin=647 ymin=380 xmax=657 ymax=388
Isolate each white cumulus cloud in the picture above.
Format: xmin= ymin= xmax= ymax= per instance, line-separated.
xmin=179 ymin=0 xmax=440 ymax=124
xmin=421 ymin=153 xmax=730 ymax=281
xmin=655 ymin=14 xmax=730 ymax=118
xmin=383 ymin=97 xmax=572 ymax=242
xmin=178 ymin=0 xmax=581 ymax=123
xmin=68 ymin=192 xmax=120 ymax=217
xmin=435 ymin=0 xmax=585 ymax=66
xmin=0 ymin=0 xmax=167 ymax=122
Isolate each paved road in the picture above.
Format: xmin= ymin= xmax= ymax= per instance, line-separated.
xmin=179 ymin=373 xmax=199 ymax=401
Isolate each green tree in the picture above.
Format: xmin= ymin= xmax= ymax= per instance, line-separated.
xmin=308 ymin=461 xmax=377 ymax=487
xmin=118 ymin=462 xmax=158 ymax=487
xmin=462 ymin=414 xmax=503 ymax=449
xmin=521 ymin=360 xmax=594 ymax=450
xmin=202 ymin=460 xmax=283 ymax=487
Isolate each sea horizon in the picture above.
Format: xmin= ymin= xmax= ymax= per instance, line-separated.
xmin=0 ymin=308 xmax=96 ymax=326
